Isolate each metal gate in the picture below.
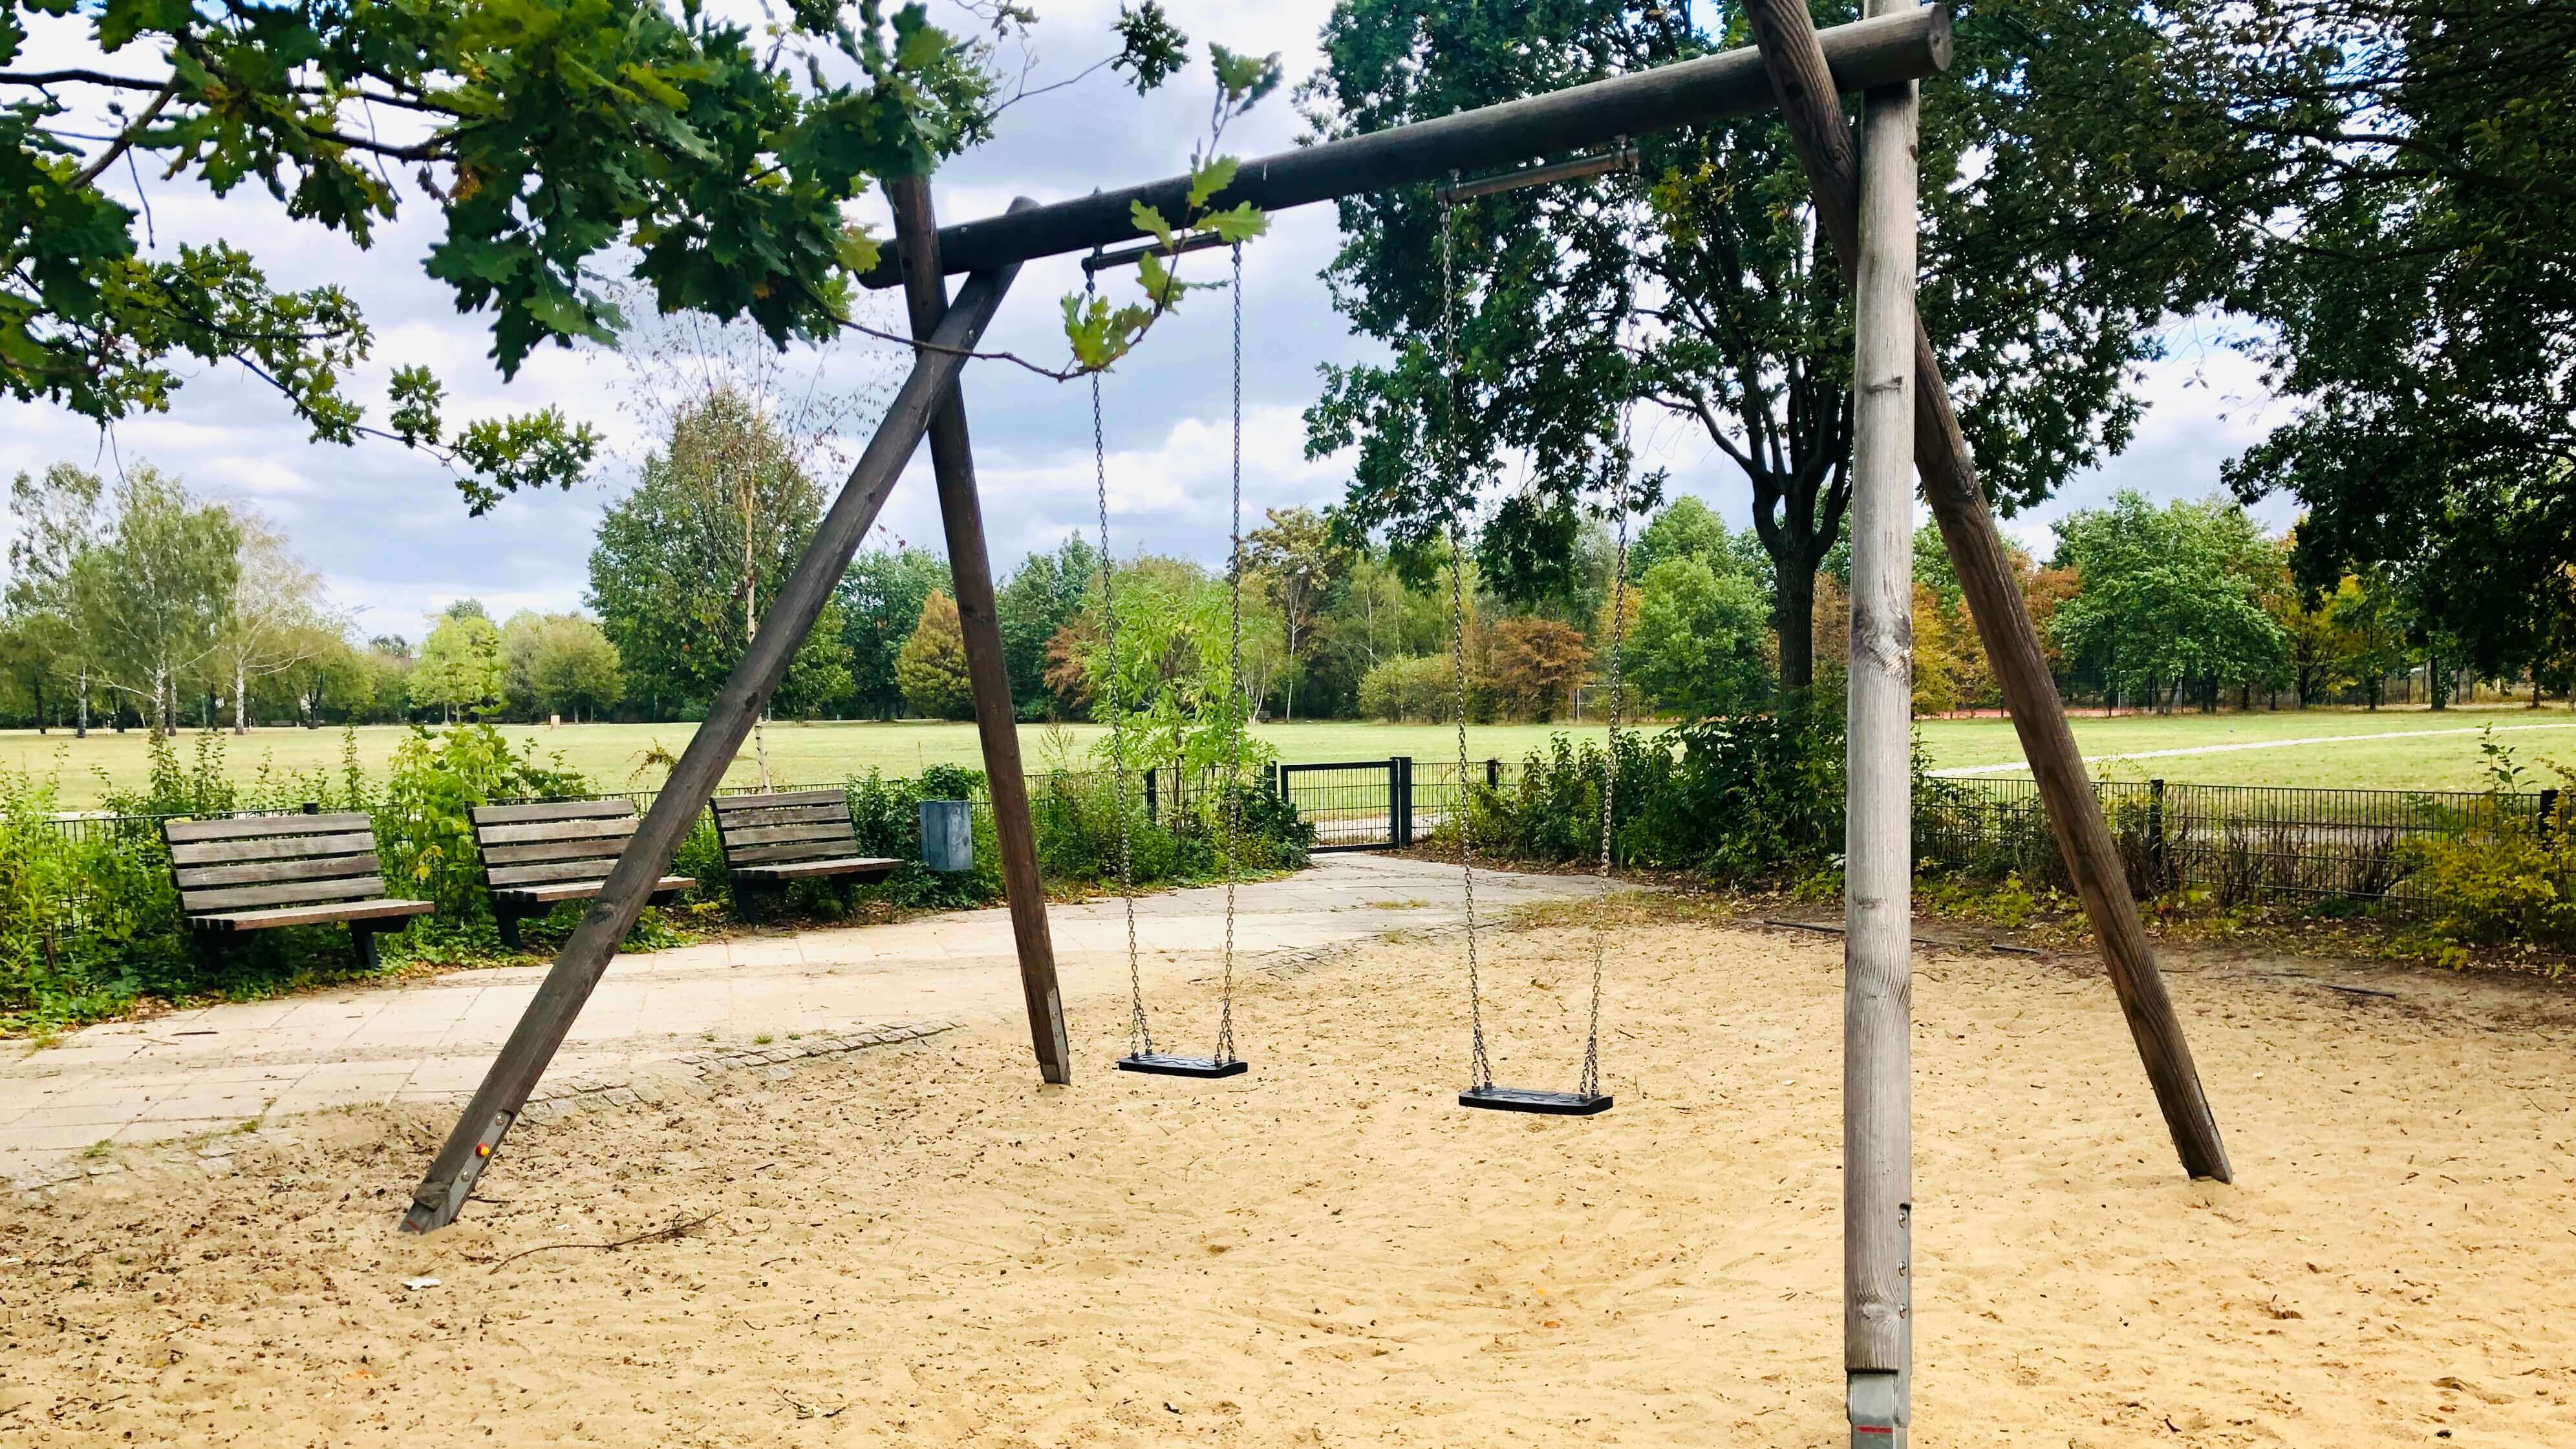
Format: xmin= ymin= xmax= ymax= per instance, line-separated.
xmin=1276 ymin=757 xmax=1415 ymax=853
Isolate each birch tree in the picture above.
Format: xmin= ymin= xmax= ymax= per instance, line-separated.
xmin=209 ymin=509 xmax=340 ymax=733
xmin=5 ymin=464 xmax=109 ymax=735
xmin=67 ymin=467 xmax=241 ymax=735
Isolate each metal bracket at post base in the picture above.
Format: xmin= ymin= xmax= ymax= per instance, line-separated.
xmin=402 ymin=1110 xmax=515 ymax=1233
xmin=1848 ymin=1370 xmax=1907 ymax=1447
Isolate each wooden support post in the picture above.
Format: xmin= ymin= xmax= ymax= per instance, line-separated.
xmin=1843 ymin=8 xmax=1918 ymax=1439
xmin=1744 ymin=0 xmax=2231 ymax=1185
xmin=888 ymin=175 xmax=1073 ymax=1087
xmin=397 ymin=235 xmax=1031 ymax=1234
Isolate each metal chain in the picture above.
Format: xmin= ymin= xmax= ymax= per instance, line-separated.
xmin=1440 ymin=193 xmax=1492 ymax=1093
xmin=1214 ymin=240 xmax=1245 ymax=1066
xmin=1092 ymin=263 xmax=1150 ymax=1061
xmin=1580 ymin=391 xmax=1637 ymax=1100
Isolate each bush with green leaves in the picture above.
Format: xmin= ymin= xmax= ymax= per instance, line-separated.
xmin=2393 ymin=732 xmax=2576 ymax=969
xmin=1462 ymin=703 xmax=1849 ymax=883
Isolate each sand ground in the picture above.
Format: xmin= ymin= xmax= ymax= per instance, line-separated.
xmin=2 ymin=906 xmax=2572 ymax=1446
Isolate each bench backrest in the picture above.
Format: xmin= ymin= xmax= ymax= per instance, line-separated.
xmin=163 ymin=811 xmax=391 ymax=918
xmin=468 ymin=799 xmax=640 ymax=888
xmin=711 ymin=789 xmax=858 ymax=868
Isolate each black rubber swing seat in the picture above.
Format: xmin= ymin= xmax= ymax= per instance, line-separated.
xmin=1459 ymin=1086 xmax=1613 ymax=1116
xmin=1118 ymin=1053 xmax=1250 ymax=1079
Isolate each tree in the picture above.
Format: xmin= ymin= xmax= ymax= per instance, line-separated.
xmin=896 ymin=590 xmax=974 ymax=720
xmin=0 ymin=0 xmax=1073 ymax=511
xmin=5 ymin=463 xmax=109 ymax=734
xmin=1626 ymin=555 xmax=1770 ymax=717
xmin=1306 ymin=550 xmax=1452 ymax=717
xmin=838 ymin=546 xmax=950 ymax=720
xmin=2045 ymin=492 xmax=2287 ymax=711
xmin=67 ymin=466 xmax=241 ymax=733
xmin=208 ymin=509 xmax=336 ymax=732
xmin=1486 ymin=616 xmax=1593 ymax=721
xmin=2184 ymin=0 xmax=2576 ymax=683
xmin=413 ymin=601 xmax=504 ymax=723
xmin=1305 ymin=0 xmax=2244 ymax=690
xmin=1242 ymin=506 xmax=1351 ymax=720
xmin=994 ymin=535 xmax=1100 ymax=720
xmin=529 ymin=616 xmax=623 ymax=722
xmin=1631 ymin=496 xmax=1770 ymax=588
xmin=588 ymin=392 xmax=852 ymax=720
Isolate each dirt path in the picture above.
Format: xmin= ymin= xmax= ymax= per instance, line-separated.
xmin=2 ymin=909 xmax=2571 ymax=1446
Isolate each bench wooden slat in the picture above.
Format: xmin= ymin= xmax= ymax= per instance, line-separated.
xmin=163 ymin=812 xmax=374 ymax=843
xmin=719 ymin=821 xmax=857 ymax=848
xmin=712 ymin=788 xmax=844 ymax=812
xmin=714 ymin=802 xmax=852 ymax=830
xmin=470 ymin=799 xmax=636 ymax=826
xmin=488 ymin=858 xmax=655 ymax=888
xmin=182 ymin=875 xmax=392 ymax=912
xmin=491 ymin=875 xmax=694 ymax=905
xmin=732 ymin=857 xmax=903 ymax=882
xmin=478 ymin=837 xmax=636 ymax=868
xmin=726 ymin=839 xmax=866 ymax=865
xmin=175 ymin=855 xmax=382 ymax=890
xmin=191 ymin=897 xmax=434 ymax=932
xmin=169 ymin=831 xmax=377 ymax=866
xmin=475 ymin=817 xmax=638 ymax=846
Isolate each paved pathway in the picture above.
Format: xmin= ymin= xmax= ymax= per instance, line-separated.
xmin=0 ymin=855 xmax=1601 ymax=1186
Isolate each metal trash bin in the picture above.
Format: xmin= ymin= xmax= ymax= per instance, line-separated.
xmin=919 ymin=799 xmax=973 ymax=874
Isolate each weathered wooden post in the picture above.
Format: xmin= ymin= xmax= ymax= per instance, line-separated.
xmin=887 ymin=176 xmax=1073 ymax=1088
xmin=1840 ymin=4 xmax=1919 ymax=1437
xmin=1744 ymin=0 xmax=2230 ymax=1186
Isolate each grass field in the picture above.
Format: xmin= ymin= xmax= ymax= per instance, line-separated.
xmin=8 ymin=704 xmax=2575 ymax=808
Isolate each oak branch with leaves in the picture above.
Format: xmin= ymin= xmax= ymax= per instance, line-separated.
xmin=2 ymin=0 xmax=1245 ymax=511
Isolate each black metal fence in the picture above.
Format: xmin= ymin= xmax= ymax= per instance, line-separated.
xmin=1918 ymin=774 xmax=2553 ymax=912
xmin=18 ymin=762 xmax=2549 ymax=947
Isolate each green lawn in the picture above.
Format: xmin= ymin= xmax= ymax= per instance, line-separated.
xmin=10 ymin=704 xmax=2572 ymax=810
xmin=1917 ymin=704 xmax=2576 ymax=791
xmin=1 ymin=718 xmax=1619 ymax=810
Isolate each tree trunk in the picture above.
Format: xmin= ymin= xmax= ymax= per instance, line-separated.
xmin=76 ymin=667 xmax=88 ymax=738
xmin=2428 ymin=654 xmax=2447 ymax=711
xmin=1778 ymin=565 xmax=1817 ymax=692
xmin=235 ymin=660 xmax=249 ymax=734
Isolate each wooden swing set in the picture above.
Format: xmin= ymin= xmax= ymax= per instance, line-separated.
xmin=400 ymin=6 xmax=2233 ymax=1442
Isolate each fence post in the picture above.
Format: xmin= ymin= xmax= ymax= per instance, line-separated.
xmin=1391 ymin=756 xmax=1413 ymax=848
xmin=2540 ymin=788 xmax=2560 ymax=848
xmin=2147 ymin=778 xmax=2167 ymax=889
xmin=1486 ymin=757 xmax=1501 ymax=791
xmin=1144 ymin=767 xmax=1157 ymax=825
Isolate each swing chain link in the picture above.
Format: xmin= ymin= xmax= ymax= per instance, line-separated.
xmin=1091 ymin=261 xmax=1151 ymax=1062
xmin=1214 ymin=239 xmax=1245 ymax=1066
xmin=1580 ymin=387 xmax=1637 ymax=1100
xmin=1439 ymin=191 xmax=1492 ymax=1093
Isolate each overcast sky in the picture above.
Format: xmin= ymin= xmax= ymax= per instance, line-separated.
xmin=1 ymin=0 xmax=2297 ymax=643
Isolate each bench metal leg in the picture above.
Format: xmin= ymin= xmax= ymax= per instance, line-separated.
xmin=495 ymin=909 xmax=523 ymax=950
xmin=352 ymin=923 xmax=381 ymax=970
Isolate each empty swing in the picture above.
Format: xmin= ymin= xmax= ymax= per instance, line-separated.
xmin=1433 ymin=182 xmax=1639 ymax=1117
xmin=1091 ymin=239 xmax=1255 ymax=1080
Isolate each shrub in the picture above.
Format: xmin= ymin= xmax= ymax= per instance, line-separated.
xmin=1358 ymin=655 xmax=1465 ymax=723
xmin=1462 ymin=701 xmax=1848 ymax=884
xmin=2394 ymin=731 xmax=2576 ymax=967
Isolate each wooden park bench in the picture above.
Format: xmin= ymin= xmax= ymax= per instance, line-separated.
xmin=710 ymin=788 xmax=901 ymax=910
xmin=162 ymin=809 xmax=433 ymax=967
xmin=469 ymin=799 xmax=696 ymax=948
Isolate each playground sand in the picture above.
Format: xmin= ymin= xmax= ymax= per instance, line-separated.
xmin=4 ymin=912 xmax=2573 ymax=1445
